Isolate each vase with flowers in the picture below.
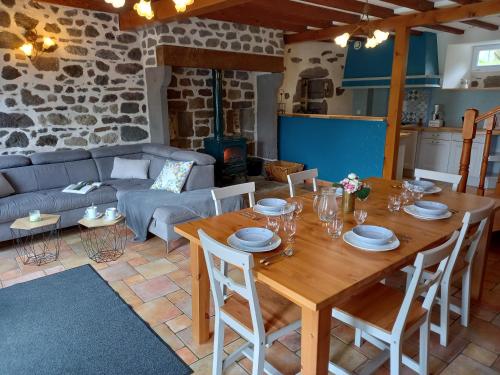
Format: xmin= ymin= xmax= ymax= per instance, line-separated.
xmin=340 ymin=173 xmax=370 ymax=213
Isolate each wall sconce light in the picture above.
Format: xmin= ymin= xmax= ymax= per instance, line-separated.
xmin=105 ymin=0 xmax=125 ymax=8
xmin=19 ymin=29 xmax=57 ymax=61
xmin=134 ymin=0 xmax=155 ymax=19
xmin=173 ymin=0 xmax=194 ymax=13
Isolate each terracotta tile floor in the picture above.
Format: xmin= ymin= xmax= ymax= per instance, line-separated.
xmin=1 ymin=227 xmax=499 ymax=374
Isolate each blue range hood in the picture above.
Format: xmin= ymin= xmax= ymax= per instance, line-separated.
xmin=342 ymin=32 xmax=440 ymax=88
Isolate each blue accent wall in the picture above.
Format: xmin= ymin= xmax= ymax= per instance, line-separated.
xmin=278 ymin=116 xmax=387 ymax=182
xmin=343 ymin=32 xmax=439 ymax=88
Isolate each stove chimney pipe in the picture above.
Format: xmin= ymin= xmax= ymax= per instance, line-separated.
xmin=211 ymin=69 xmax=224 ymax=142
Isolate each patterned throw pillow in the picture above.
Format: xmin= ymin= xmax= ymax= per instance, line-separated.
xmin=150 ymin=159 xmax=194 ymax=193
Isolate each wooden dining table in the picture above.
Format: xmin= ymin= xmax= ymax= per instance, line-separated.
xmin=174 ymin=177 xmax=494 ymax=375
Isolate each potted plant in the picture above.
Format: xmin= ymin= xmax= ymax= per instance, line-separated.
xmin=340 ymin=173 xmax=370 ymax=213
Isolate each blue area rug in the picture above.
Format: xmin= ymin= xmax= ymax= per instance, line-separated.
xmin=0 ymin=265 xmax=192 ymax=375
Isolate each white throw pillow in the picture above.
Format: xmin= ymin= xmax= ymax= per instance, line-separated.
xmin=0 ymin=173 xmax=14 ymax=198
xmin=110 ymin=157 xmax=150 ymax=180
xmin=150 ymin=159 xmax=194 ymax=194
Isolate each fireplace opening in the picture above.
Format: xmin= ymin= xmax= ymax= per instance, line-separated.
xmin=224 ymin=146 xmax=245 ymax=165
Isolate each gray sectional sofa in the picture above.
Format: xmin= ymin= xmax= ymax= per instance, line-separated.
xmin=0 ymin=143 xmax=216 ymax=244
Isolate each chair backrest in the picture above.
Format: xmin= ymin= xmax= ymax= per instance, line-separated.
xmin=198 ymin=229 xmax=265 ymax=338
xmin=414 ymin=168 xmax=462 ymax=192
xmin=287 ymin=168 xmax=318 ymax=197
xmin=393 ymin=231 xmax=459 ymax=336
xmin=211 ymin=182 xmax=256 ymax=216
xmin=443 ymin=198 xmax=495 ymax=283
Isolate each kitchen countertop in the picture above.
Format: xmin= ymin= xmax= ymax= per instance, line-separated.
xmin=280 ymin=113 xmax=387 ymax=122
xmin=401 ymin=125 xmax=500 ymax=135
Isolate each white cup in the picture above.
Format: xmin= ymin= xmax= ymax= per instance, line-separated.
xmin=85 ymin=206 xmax=98 ymax=219
xmin=29 ymin=210 xmax=41 ymax=222
xmin=105 ymin=207 xmax=118 ymax=220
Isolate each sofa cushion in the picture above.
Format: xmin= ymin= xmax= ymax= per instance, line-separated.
xmin=89 ymin=144 xmax=144 ymax=159
xmin=104 ymin=179 xmax=154 ymax=198
xmin=152 ymin=206 xmax=199 ymax=225
xmin=32 ymin=164 xmax=70 ymax=190
xmin=93 ymin=154 xmax=143 ymax=181
xmin=141 ymin=154 xmax=167 ymax=179
xmin=64 ymin=159 xmax=100 ymax=183
xmin=111 ymin=157 xmax=150 ymax=180
xmin=170 ymin=150 xmax=215 ymax=166
xmin=184 ymin=165 xmax=215 ymax=191
xmin=151 ymin=160 xmax=194 ymax=193
xmin=141 ymin=144 xmax=179 ymax=158
xmin=0 ymin=186 xmax=117 ymax=224
xmin=30 ymin=149 xmax=91 ymax=165
xmin=0 ymin=155 xmax=31 ymax=170
xmin=0 ymin=173 xmax=14 ymax=198
xmin=0 ymin=166 xmax=38 ymax=194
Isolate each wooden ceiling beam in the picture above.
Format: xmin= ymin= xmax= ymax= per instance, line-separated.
xmin=425 ymin=24 xmax=465 ymax=34
xmin=382 ymin=0 xmax=434 ymax=11
xmin=38 ymin=0 xmax=119 ymax=12
xmin=301 ymin=0 xmax=395 ymax=19
xmin=204 ymin=7 xmax=308 ymax=32
xmin=119 ymin=0 xmax=251 ymax=30
xmin=252 ymin=0 xmax=360 ymax=24
xmin=461 ymin=19 xmax=499 ymax=30
xmin=285 ymin=0 xmax=500 ymax=43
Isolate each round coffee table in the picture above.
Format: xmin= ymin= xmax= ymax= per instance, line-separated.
xmin=10 ymin=214 xmax=61 ymax=266
xmin=78 ymin=215 xmax=127 ymax=263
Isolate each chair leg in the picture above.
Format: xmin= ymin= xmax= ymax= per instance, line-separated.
xmin=419 ymin=323 xmax=430 ymax=375
xmin=221 ymin=260 xmax=228 ymax=299
xmin=213 ymin=317 xmax=225 ymax=375
xmin=439 ymin=285 xmax=450 ymax=347
xmin=354 ymin=328 xmax=363 ymax=347
xmin=251 ymin=340 xmax=265 ymax=375
xmin=390 ymin=342 xmax=402 ymax=375
xmin=164 ymin=240 xmax=170 ymax=254
xmin=461 ymin=268 xmax=472 ymax=327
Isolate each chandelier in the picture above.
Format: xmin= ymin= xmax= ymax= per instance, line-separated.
xmin=173 ymin=0 xmax=194 ymax=12
xmin=105 ymin=0 xmax=125 ymax=8
xmin=134 ymin=0 xmax=155 ymax=19
xmin=334 ymin=0 xmax=389 ymax=49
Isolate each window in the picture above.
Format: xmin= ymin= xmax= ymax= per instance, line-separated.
xmin=472 ymin=44 xmax=500 ymax=72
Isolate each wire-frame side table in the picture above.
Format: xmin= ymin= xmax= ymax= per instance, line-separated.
xmin=78 ymin=215 xmax=127 ymax=263
xmin=10 ymin=214 xmax=61 ymax=266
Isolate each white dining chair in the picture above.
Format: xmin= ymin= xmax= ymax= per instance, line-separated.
xmin=287 ymin=168 xmax=318 ymax=197
xmin=330 ymin=231 xmax=459 ymax=375
xmin=211 ymin=182 xmax=256 ymax=216
xmin=403 ymin=199 xmax=495 ymax=346
xmin=414 ymin=168 xmax=462 ymax=192
xmin=198 ymin=229 xmax=301 ymax=375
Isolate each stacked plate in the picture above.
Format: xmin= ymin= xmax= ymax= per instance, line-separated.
xmin=343 ymin=225 xmax=400 ymax=252
xmin=253 ymin=198 xmax=294 ymax=217
xmin=227 ymin=227 xmax=281 ymax=253
xmin=404 ymin=200 xmax=452 ymax=220
xmin=406 ymin=180 xmax=442 ymax=194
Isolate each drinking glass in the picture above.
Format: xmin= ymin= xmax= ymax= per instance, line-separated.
xmin=281 ymin=203 xmax=295 ymax=223
xmin=283 ymin=219 xmax=297 ymax=243
xmin=317 ymin=187 xmax=338 ymax=222
xmin=266 ymin=216 xmax=280 ymax=233
xmin=354 ymin=209 xmax=368 ymax=225
xmin=388 ymin=194 xmax=402 ymax=212
xmin=400 ymin=189 xmax=413 ymax=206
xmin=327 ymin=217 xmax=343 ymax=239
xmin=411 ymin=186 xmax=425 ymax=201
xmin=291 ymin=197 xmax=304 ymax=218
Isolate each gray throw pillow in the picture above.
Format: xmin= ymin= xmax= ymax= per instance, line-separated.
xmin=110 ymin=157 xmax=150 ymax=180
xmin=0 ymin=173 xmax=15 ymax=198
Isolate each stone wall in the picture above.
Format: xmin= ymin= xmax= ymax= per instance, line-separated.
xmin=280 ymin=41 xmax=353 ymax=115
xmin=168 ymin=67 xmax=256 ymax=154
xmin=141 ymin=18 xmax=284 ymax=68
xmin=0 ymin=0 xmax=149 ymax=154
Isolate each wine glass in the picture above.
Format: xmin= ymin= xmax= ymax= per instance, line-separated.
xmin=291 ymin=197 xmax=304 ymax=218
xmin=283 ymin=219 xmax=297 ymax=244
xmin=281 ymin=203 xmax=295 ymax=223
xmin=266 ymin=216 xmax=280 ymax=233
xmin=327 ymin=217 xmax=343 ymax=239
xmin=388 ymin=194 xmax=402 ymax=212
xmin=354 ymin=209 xmax=368 ymax=225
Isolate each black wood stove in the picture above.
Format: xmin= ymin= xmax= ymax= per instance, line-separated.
xmin=204 ymin=69 xmax=247 ymax=185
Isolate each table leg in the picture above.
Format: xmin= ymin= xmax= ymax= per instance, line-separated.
xmin=301 ymin=306 xmax=331 ymax=375
xmin=190 ymin=241 xmax=210 ymax=344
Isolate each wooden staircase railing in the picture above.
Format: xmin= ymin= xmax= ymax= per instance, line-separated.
xmin=458 ymin=105 xmax=500 ymax=194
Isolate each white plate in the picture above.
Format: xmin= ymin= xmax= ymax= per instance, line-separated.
xmin=253 ymin=205 xmax=294 ymax=217
xmin=84 ymin=212 xmax=103 ymax=220
xmin=351 ymin=225 xmax=394 ymax=245
xmin=414 ymin=200 xmax=448 ymax=216
xmin=234 ymin=227 xmax=274 ymax=247
xmin=404 ymin=205 xmax=452 ymax=220
xmin=343 ymin=231 xmax=400 ymax=252
xmin=227 ymin=233 xmax=281 ymax=253
xmin=422 ymin=186 xmax=442 ymax=195
xmin=104 ymin=213 xmax=123 ymax=221
xmin=256 ymin=198 xmax=287 ymax=212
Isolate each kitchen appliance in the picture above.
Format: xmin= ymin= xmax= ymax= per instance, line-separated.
xmin=429 ymin=104 xmax=444 ymax=127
